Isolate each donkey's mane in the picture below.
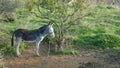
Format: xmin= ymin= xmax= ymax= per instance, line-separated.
xmin=38 ymin=25 xmax=48 ymax=34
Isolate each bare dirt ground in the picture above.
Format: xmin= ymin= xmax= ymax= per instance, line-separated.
xmin=2 ymin=45 xmax=120 ymax=68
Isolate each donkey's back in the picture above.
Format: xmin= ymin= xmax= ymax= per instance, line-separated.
xmin=14 ymin=29 xmax=39 ymax=41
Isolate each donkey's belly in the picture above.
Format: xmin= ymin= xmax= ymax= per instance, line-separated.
xmin=26 ymin=40 xmax=36 ymax=43
xmin=22 ymin=35 xmax=37 ymax=41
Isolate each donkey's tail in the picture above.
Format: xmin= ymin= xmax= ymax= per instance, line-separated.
xmin=11 ymin=31 xmax=15 ymax=47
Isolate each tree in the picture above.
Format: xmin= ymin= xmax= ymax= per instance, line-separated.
xmin=28 ymin=0 xmax=88 ymax=50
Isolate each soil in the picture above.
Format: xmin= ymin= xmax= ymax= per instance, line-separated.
xmin=1 ymin=45 xmax=120 ymax=68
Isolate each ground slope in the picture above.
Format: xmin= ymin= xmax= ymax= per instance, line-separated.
xmin=2 ymin=45 xmax=120 ymax=68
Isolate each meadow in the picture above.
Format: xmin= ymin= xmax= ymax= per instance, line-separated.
xmin=0 ymin=1 xmax=120 ymax=67
xmin=0 ymin=5 xmax=120 ymax=57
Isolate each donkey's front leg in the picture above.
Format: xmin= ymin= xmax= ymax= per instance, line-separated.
xmin=15 ymin=37 xmax=22 ymax=57
xmin=35 ymin=40 xmax=41 ymax=56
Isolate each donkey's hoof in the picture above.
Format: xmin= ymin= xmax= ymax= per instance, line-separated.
xmin=36 ymin=55 xmax=40 ymax=57
xmin=35 ymin=52 xmax=40 ymax=57
xmin=35 ymin=54 xmax=40 ymax=57
xmin=17 ymin=54 xmax=22 ymax=57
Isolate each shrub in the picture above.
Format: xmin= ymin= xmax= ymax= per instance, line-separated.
xmin=0 ymin=36 xmax=27 ymax=57
xmin=74 ymin=33 xmax=120 ymax=49
xmin=0 ymin=37 xmax=15 ymax=57
xmin=93 ymin=33 xmax=120 ymax=49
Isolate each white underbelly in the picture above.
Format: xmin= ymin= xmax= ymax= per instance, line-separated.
xmin=26 ymin=40 xmax=36 ymax=43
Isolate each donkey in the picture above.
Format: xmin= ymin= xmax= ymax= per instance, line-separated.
xmin=11 ymin=23 xmax=55 ymax=57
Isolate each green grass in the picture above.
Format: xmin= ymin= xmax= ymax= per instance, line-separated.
xmin=71 ymin=5 xmax=120 ymax=49
xmin=0 ymin=5 xmax=120 ymax=57
xmin=0 ymin=8 xmax=51 ymax=57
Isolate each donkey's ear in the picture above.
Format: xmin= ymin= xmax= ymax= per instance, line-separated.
xmin=51 ymin=22 xmax=54 ymax=26
xmin=48 ymin=22 xmax=54 ymax=26
xmin=48 ymin=22 xmax=51 ymax=25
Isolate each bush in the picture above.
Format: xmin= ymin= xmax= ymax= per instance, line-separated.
xmin=93 ymin=33 xmax=120 ymax=49
xmin=74 ymin=33 xmax=120 ymax=49
xmin=0 ymin=37 xmax=15 ymax=57
xmin=0 ymin=36 xmax=28 ymax=57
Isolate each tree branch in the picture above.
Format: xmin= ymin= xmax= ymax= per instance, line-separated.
xmin=65 ymin=13 xmax=88 ymax=30
xmin=63 ymin=9 xmax=78 ymax=23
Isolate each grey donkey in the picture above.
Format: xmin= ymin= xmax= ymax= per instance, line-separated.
xmin=11 ymin=23 xmax=55 ymax=57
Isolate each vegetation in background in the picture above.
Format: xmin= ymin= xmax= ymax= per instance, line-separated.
xmin=73 ymin=5 xmax=120 ymax=49
xmin=0 ymin=0 xmax=120 ymax=57
xmin=0 ymin=0 xmax=19 ymax=22
xmin=26 ymin=0 xmax=88 ymax=50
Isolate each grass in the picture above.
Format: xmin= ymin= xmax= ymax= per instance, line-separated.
xmin=0 ymin=5 xmax=120 ymax=56
xmin=71 ymin=5 xmax=120 ymax=49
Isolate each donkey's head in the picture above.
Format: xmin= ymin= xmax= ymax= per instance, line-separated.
xmin=47 ymin=22 xmax=55 ymax=38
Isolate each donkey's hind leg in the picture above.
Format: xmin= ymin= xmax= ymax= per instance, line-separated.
xmin=15 ymin=37 xmax=22 ymax=57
